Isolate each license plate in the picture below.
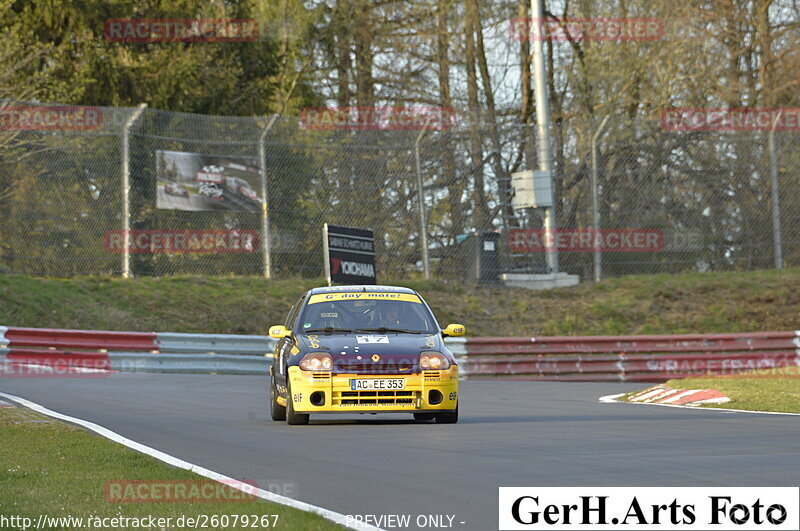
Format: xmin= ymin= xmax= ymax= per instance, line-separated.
xmin=350 ymin=378 xmax=405 ymax=391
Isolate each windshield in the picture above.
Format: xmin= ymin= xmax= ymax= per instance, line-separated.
xmin=299 ymin=293 xmax=436 ymax=334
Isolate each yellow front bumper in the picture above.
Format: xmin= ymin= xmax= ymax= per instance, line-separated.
xmin=287 ymin=366 xmax=459 ymax=414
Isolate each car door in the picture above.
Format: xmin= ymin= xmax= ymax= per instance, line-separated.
xmin=274 ymin=293 xmax=306 ymax=390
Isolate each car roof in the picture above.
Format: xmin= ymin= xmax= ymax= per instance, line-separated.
xmin=308 ymin=285 xmax=417 ymax=295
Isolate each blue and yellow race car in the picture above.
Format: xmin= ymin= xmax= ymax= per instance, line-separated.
xmin=268 ymin=285 xmax=465 ymax=425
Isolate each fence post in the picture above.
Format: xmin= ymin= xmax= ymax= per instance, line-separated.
xmin=769 ymin=111 xmax=783 ymax=270
xmin=415 ymin=117 xmax=432 ymax=280
xmin=591 ymin=115 xmax=610 ymax=282
xmin=121 ymin=103 xmax=147 ymax=279
xmin=259 ymin=115 xmax=280 ymax=279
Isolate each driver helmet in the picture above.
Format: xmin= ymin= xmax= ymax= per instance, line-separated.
xmin=381 ymin=301 xmax=404 ymax=325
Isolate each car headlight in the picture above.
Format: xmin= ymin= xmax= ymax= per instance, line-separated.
xmin=419 ymin=351 xmax=450 ymax=370
xmin=299 ymin=353 xmax=333 ymax=371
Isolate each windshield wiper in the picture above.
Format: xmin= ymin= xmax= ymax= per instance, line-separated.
xmin=355 ymin=327 xmax=424 ymax=334
xmin=303 ymin=327 xmax=354 ymax=334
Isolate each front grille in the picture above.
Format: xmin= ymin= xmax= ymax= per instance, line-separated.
xmin=333 ymin=390 xmax=417 ymax=406
xmin=334 ymin=364 xmax=415 ymax=375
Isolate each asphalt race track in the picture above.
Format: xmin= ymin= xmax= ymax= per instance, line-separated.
xmin=2 ymin=374 xmax=798 ymax=530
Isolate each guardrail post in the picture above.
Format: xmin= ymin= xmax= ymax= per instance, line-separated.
xmin=259 ymin=115 xmax=280 ymax=279
xmin=121 ymin=103 xmax=147 ymax=279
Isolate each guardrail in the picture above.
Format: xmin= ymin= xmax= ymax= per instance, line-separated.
xmin=1 ymin=326 xmax=797 ymax=381
xmin=1 ymin=326 xmax=157 ymax=351
xmin=0 ymin=326 xmax=274 ymax=376
xmin=156 ymin=333 xmax=274 ymax=356
xmin=462 ymin=331 xmax=800 ymax=381
xmin=108 ymin=352 xmax=268 ymax=375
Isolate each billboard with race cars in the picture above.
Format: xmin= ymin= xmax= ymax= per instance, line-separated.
xmin=155 ymin=150 xmax=262 ymax=213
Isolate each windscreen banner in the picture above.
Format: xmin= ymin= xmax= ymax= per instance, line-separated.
xmin=323 ymin=224 xmax=376 ymax=285
xmin=155 ymin=150 xmax=262 ymax=213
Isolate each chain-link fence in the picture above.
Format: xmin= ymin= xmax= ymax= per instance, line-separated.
xmin=1 ymin=99 xmax=799 ymax=283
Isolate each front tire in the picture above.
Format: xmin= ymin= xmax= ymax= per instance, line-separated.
xmin=435 ymin=404 xmax=458 ymax=424
xmin=286 ymin=383 xmax=309 ymax=425
xmin=269 ymin=376 xmax=285 ymax=421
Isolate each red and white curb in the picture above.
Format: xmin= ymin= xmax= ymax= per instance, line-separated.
xmin=626 ymin=385 xmax=730 ymax=406
xmin=599 ymin=388 xmax=800 ymax=416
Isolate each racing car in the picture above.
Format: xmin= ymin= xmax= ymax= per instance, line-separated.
xmin=163 ymin=182 xmax=189 ymax=198
xmin=225 ymin=177 xmax=259 ymax=202
xmin=268 ymin=285 xmax=465 ymax=425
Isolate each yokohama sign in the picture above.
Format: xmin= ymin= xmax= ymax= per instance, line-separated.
xmin=323 ymin=224 xmax=376 ymax=285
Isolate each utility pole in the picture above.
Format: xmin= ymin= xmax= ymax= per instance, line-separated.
xmin=591 ymin=115 xmax=610 ymax=282
xmin=121 ymin=103 xmax=147 ymax=279
xmin=414 ymin=117 xmax=432 ymax=279
xmin=769 ymin=111 xmax=783 ymax=269
xmin=530 ymin=0 xmax=559 ymax=272
xmin=259 ymin=115 xmax=280 ymax=279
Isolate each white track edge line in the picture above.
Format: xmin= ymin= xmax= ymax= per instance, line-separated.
xmin=598 ymin=393 xmax=800 ymax=416
xmin=0 ymin=391 xmax=383 ymax=531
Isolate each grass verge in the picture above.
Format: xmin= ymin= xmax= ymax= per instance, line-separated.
xmin=0 ymin=406 xmax=341 ymax=530
xmin=2 ymin=268 xmax=800 ymax=336
xmin=664 ymin=367 xmax=800 ymax=413
xmin=621 ymin=367 xmax=800 ymax=414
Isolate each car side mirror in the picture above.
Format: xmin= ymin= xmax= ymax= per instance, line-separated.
xmin=442 ymin=323 xmax=466 ymax=337
xmin=269 ymin=325 xmax=291 ymax=339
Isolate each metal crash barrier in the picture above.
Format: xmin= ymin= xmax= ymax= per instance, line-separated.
xmin=462 ymin=332 xmax=800 ymax=381
xmin=0 ymin=326 xmax=273 ymax=376
xmin=1 ymin=326 xmax=797 ymax=380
